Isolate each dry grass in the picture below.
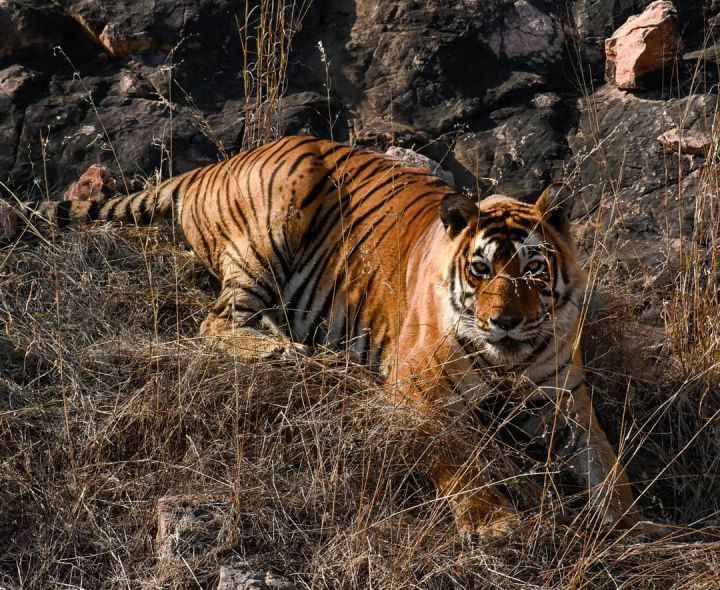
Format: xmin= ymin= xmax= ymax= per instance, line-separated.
xmin=238 ymin=0 xmax=312 ymax=149
xmin=0 ymin=211 xmax=719 ymax=589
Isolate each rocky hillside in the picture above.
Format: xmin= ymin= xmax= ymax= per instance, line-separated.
xmin=2 ymin=1 xmax=719 ymax=265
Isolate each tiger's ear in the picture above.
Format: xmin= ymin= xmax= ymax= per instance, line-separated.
xmin=439 ymin=193 xmax=478 ymax=238
xmin=535 ymin=182 xmax=572 ymax=235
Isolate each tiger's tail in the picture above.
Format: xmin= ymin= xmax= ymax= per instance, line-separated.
xmin=24 ymin=174 xmax=186 ymax=230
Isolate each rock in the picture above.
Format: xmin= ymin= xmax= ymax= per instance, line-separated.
xmin=63 ymin=0 xmax=243 ymax=57
xmin=605 ymin=1 xmax=682 ymax=90
xmin=9 ymin=85 xmax=231 ymax=191
xmin=70 ymin=10 xmax=152 ymax=57
xmin=0 ymin=65 xmax=44 ymax=103
xmin=117 ymin=69 xmax=153 ymax=99
xmin=569 ymin=85 xmax=717 ymax=271
xmin=155 ymin=494 xmax=230 ymax=565
xmin=0 ymin=203 xmax=19 ymax=241
xmin=216 ymin=566 xmax=295 ymax=590
xmin=0 ymin=0 xmax=714 ymax=211
xmin=451 ymin=93 xmax=571 ymax=200
xmin=0 ymin=1 xmax=80 ymax=60
xmin=486 ymin=0 xmax=564 ymax=66
xmin=657 ymin=128 xmax=712 ymax=156
xmin=301 ymin=1 xmax=569 ymax=137
xmin=276 ymin=91 xmax=344 ymax=140
xmin=384 ymin=146 xmax=455 ymax=188
xmin=63 ymin=164 xmax=117 ymax=202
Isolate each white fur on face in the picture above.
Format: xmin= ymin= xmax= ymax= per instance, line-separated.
xmin=449 ymin=228 xmax=582 ymax=371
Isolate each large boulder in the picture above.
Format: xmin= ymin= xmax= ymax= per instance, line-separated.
xmin=306 ymin=0 xmax=568 ymax=136
xmin=605 ymin=1 xmax=682 ymax=90
xmin=451 ymin=93 xmax=571 ymax=199
xmin=59 ymin=0 xmax=245 ymax=57
xmin=0 ymin=1 xmax=83 ymax=60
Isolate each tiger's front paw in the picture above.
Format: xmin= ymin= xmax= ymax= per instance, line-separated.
xmin=200 ymin=315 xmax=308 ymax=361
xmin=456 ymin=503 xmax=522 ymax=547
xmin=214 ymin=334 xmax=307 ymax=362
xmin=626 ymin=519 xmax=703 ymax=541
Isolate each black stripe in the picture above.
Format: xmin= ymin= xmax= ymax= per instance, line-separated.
xmin=231 ymin=304 xmax=261 ymax=314
xmin=318 ymin=144 xmax=351 ymax=160
xmin=288 ymin=244 xmax=337 ymax=330
xmin=298 ymin=170 xmax=335 ymax=210
xmin=348 ymin=157 xmax=382 ymax=185
xmin=171 ymin=183 xmax=183 ymax=214
xmin=197 ymin=165 xmax=224 ymax=258
xmin=87 ymin=200 xmax=101 ymax=221
xmin=287 ymin=151 xmax=316 ymax=175
xmin=476 ymin=226 xmax=530 ymax=243
xmin=448 ymin=264 xmax=464 ymax=313
xmin=522 ymin=334 xmax=554 ymax=366
xmin=351 ymin=171 xmax=435 ymax=211
xmin=55 ymin=201 xmax=72 ymax=227
xmin=137 ymin=193 xmax=154 ymax=225
xmin=345 ymin=198 xmax=438 ymax=263
xmin=243 ymin=140 xmax=292 ymax=220
xmin=189 ymin=202 xmax=213 ymax=260
xmin=306 ymin=199 xmax=437 ymax=350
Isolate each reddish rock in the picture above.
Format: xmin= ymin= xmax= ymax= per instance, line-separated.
xmin=605 ymin=1 xmax=682 ymax=90
xmin=657 ymin=128 xmax=712 ymax=156
xmin=0 ymin=203 xmax=19 ymax=241
xmin=70 ymin=10 xmax=152 ymax=57
xmin=63 ymin=165 xmax=117 ymax=203
xmin=117 ymin=70 xmax=153 ymax=98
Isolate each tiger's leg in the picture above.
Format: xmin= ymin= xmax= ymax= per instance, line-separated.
xmin=390 ymin=361 xmax=519 ymax=543
xmin=564 ymin=387 xmax=638 ymax=526
xmin=432 ymin=460 xmax=519 ymax=543
xmin=517 ymin=387 xmax=639 ymax=527
xmin=562 ymin=388 xmax=677 ymax=537
xmin=200 ymin=257 xmax=305 ymax=360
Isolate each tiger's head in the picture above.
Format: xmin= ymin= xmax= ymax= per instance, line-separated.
xmin=439 ymin=184 xmax=585 ymax=366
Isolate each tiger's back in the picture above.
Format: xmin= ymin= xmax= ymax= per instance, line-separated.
xmin=173 ymin=136 xmax=455 ymax=367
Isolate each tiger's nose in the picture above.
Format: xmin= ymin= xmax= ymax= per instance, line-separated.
xmin=489 ymin=314 xmax=523 ymax=331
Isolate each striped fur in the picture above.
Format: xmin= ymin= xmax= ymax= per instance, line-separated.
xmin=30 ymin=135 xmax=650 ymax=539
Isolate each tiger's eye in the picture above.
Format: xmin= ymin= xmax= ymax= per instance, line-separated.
xmin=469 ymin=261 xmax=490 ymax=278
xmin=525 ymin=260 xmax=546 ymax=274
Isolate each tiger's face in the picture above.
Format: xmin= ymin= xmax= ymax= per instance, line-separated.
xmin=440 ymin=184 xmax=584 ymax=366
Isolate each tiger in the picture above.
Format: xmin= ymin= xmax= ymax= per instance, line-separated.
xmin=18 ymin=134 xmax=660 ymax=541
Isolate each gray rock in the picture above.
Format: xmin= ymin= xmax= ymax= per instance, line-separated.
xmin=155 ymin=494 xmax=231 ymax=564
xmin=316 ymin=0 xmax=568 ymax=135
xmin=0 ymin=1 xmax=78 ymax=60
xmin=60 ymin=0 xmax=244 ymax=56
xmin=452 ymin=94 xmax=571 ymax=200
xmin=0 ymin=0 xmax=716 ymax=222
xmin=216 ymin=566 xmax=295 ymax=590
xmin=384 ymin=146 xmax=455 ymax=188
xmin=568 ymin=85 xmax=716 ymax=270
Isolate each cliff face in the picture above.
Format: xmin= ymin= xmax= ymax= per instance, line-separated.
xmin=0 ymin=1 xmax=717 ymax=259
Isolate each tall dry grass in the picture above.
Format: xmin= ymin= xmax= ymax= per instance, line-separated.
xmin=238 ymin=0 xmax=312 ymax=149
xmin=2 ymin=224 xmax=719 ymax=590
